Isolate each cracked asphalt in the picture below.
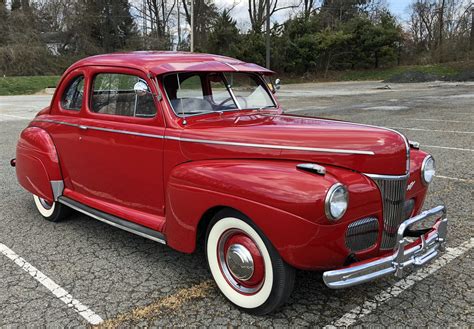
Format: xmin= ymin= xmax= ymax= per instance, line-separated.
xmin=0 ymin=80 xmax=472 ymax=327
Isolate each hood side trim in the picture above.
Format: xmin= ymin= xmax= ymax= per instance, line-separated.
xmin=33 ymin=119 xmax=375 ymax=156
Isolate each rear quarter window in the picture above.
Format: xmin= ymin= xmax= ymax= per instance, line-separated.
xmin=61 ymin=75 xmax=84 ymax=111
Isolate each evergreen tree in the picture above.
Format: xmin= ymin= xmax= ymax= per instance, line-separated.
xmin=207 ymin=10 xmax=240 ymax=57
xmin=74 ymin=0 xmax=137 ymax=54
xmin=0 ymin=0 xmax=8 ymax=44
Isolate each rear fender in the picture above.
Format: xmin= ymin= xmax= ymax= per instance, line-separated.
xmin=15 ymin=127 xmax=63 ymax=202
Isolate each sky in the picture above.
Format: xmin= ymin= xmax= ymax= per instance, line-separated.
xmin=387 ymin=0 xmax=413 ymax=21
xmin=214 ymin=0 xmax=416 ymax=30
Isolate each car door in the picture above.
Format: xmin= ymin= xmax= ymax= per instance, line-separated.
xmin=69 ymin=67 xmax=166 ymax=229
xmin=46 ymin=69 xmax=87 ymax=191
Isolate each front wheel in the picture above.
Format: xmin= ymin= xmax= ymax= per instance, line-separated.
xmin=33 ymin=195 xmax=70 ymax=222
xmin=206 ymin=210 xmax=295 ymax=315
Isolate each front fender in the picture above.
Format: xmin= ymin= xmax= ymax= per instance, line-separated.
xmin=15 ymin=127 xmax=62 ymax=202
xmin=164 ymin=159 xmax=381 ymax=269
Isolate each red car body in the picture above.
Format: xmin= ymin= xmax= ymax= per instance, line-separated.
xmin=13 ymin=52 xmax=447 ymax=313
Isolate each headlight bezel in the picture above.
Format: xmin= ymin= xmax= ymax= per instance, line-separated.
xmin=325 ymin=183 xmax=349 ymax=221
xmin=421 ymin=155 xmax=435 ymax=185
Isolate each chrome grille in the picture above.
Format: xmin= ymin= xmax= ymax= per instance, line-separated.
xmin=370 ymin=175 xmax=408 ymax=250
xmin=345 ymin=217 xmax=379 ymax=252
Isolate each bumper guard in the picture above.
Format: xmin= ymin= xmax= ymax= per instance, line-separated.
xmin=323 ymin=205 xmax=447 ymax=289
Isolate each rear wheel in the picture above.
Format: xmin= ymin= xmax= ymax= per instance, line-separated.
xmin=33 ymin=195 xmax=70 ymax=222
xmin=206 ymin=209 xmax=295 ymax=315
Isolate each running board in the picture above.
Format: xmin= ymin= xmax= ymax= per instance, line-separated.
xmin=58 ymin=196 xmax=166 ymax=245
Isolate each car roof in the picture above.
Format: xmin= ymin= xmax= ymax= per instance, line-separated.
xmin=68 ymin=51 xmax=274 ymax=76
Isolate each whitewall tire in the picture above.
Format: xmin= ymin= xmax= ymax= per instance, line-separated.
xmin=206 ymin=209 xmax=295 ymax=315
xmin=33 ymin=195 xmax=70 ymax=222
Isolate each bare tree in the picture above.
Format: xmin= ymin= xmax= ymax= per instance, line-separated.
xmin=181 ymin=0 xmax=218 ymax=50
xmin=408 ymin=0 xmax=472 ymax=61
xmin=248 ymin=0 xmax=301 ymax=33
xmin=132 ymin=0 xmax=176 ymax=48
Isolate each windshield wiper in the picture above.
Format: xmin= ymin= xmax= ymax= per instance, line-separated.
xmin=257 ymin=105 xmax=277 ymax=111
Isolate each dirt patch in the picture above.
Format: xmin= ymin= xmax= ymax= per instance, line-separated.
xmin=384 ymin=70 xmax=474 ymax=83
xmin=384 ymin=71 xmax=443 ymax=83
xmin=95 ymin=280 xmax=214 ymax=328
xmin=444 ymin=70 xmax=474 ymax=82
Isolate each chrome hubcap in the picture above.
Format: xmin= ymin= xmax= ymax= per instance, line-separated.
xmin=226 ymin=244 xmax=254 ymax=281
xmin=217 ymin=229 xmax=265 ymax=294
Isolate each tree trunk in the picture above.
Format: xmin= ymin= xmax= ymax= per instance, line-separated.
xmin=470 ymin=7 xmax=474 ymax=51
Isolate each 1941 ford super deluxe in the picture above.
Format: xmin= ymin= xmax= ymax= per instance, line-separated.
xmin=11 ymin=52 xmax=447 ymax=315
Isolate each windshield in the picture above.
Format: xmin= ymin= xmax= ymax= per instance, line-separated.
xmin=163 ymin=72 xmax=276 ymax=116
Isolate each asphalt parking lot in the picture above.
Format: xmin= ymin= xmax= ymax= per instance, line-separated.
xmin=0 ymin=80 xmax=472 ymax=327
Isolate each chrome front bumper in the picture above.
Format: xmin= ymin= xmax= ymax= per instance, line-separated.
xmin=323 ymin=205 xmax=448 ymax=289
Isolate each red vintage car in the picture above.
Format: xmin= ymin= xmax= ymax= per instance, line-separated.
xmin=11 ymin=51 xmax=447 ymax=314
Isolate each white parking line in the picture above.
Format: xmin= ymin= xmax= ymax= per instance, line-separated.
xmin=389 ymin=127 xmax=474 ymax=134
xmin=422 ymin=145 xmax=474 ymax=152
xmin=410 ymin=118 xmax=471 ymax=123
xmin=325 ymin=238 xmax=474 ymax=328
xmin=0 ymin=243 xmax=103 ymax=325
xmin=436 ymin=175 xmax=473 ymax=183
xmin=0 ymin=113 xmax=31 ymax=120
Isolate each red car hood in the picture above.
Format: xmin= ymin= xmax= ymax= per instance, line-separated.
xmin=177 ymin=113 xmax=409 ymax=175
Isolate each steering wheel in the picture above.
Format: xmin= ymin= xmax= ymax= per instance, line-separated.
xmin=217 ymin=96 xmax=247 ymax=109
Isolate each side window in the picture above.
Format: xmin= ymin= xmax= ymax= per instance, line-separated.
xmin=61 ymin=75 xmax=84 ymax=111
xmin=91 ymin=73 xmax=156 ymax=118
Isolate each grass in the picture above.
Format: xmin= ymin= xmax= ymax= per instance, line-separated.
xmin=0 ymin=76 xmax=60 ymax=96
xmin=338 ymin=64 xmax=459 ymax=81
xmin=282 ymin=61 xmax=472 ymax=84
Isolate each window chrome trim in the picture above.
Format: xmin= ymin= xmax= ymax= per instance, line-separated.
xmin=32 ymin=119 xmax=375 ymax=155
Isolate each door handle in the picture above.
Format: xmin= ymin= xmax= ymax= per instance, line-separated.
xmin=78 ymin=125 xmax=88 ymax=130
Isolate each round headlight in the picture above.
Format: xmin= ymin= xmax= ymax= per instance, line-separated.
xmin=325 ymin=183 xmax=348 ymax=221
xmin=421 ymin=155 xmax=435 ymax=185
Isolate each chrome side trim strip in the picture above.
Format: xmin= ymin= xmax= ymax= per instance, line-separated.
xmin=58 ymin=196 xmax=166 ymax=245
xmin=167 ymin=135 xmax=375 ymax=155
xmin=34 ymin=119 xmax=79 ymax=128
xmin=34 ymin=119 xmax=375 ymax=155
xmin=34 ymin=119 xmax=165 ymax=140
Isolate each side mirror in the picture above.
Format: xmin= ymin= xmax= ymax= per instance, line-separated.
xmin=134 ymin=81 xmax=149 ymax=97
xmin=274 ymin=78 xmax=281 ymax=91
